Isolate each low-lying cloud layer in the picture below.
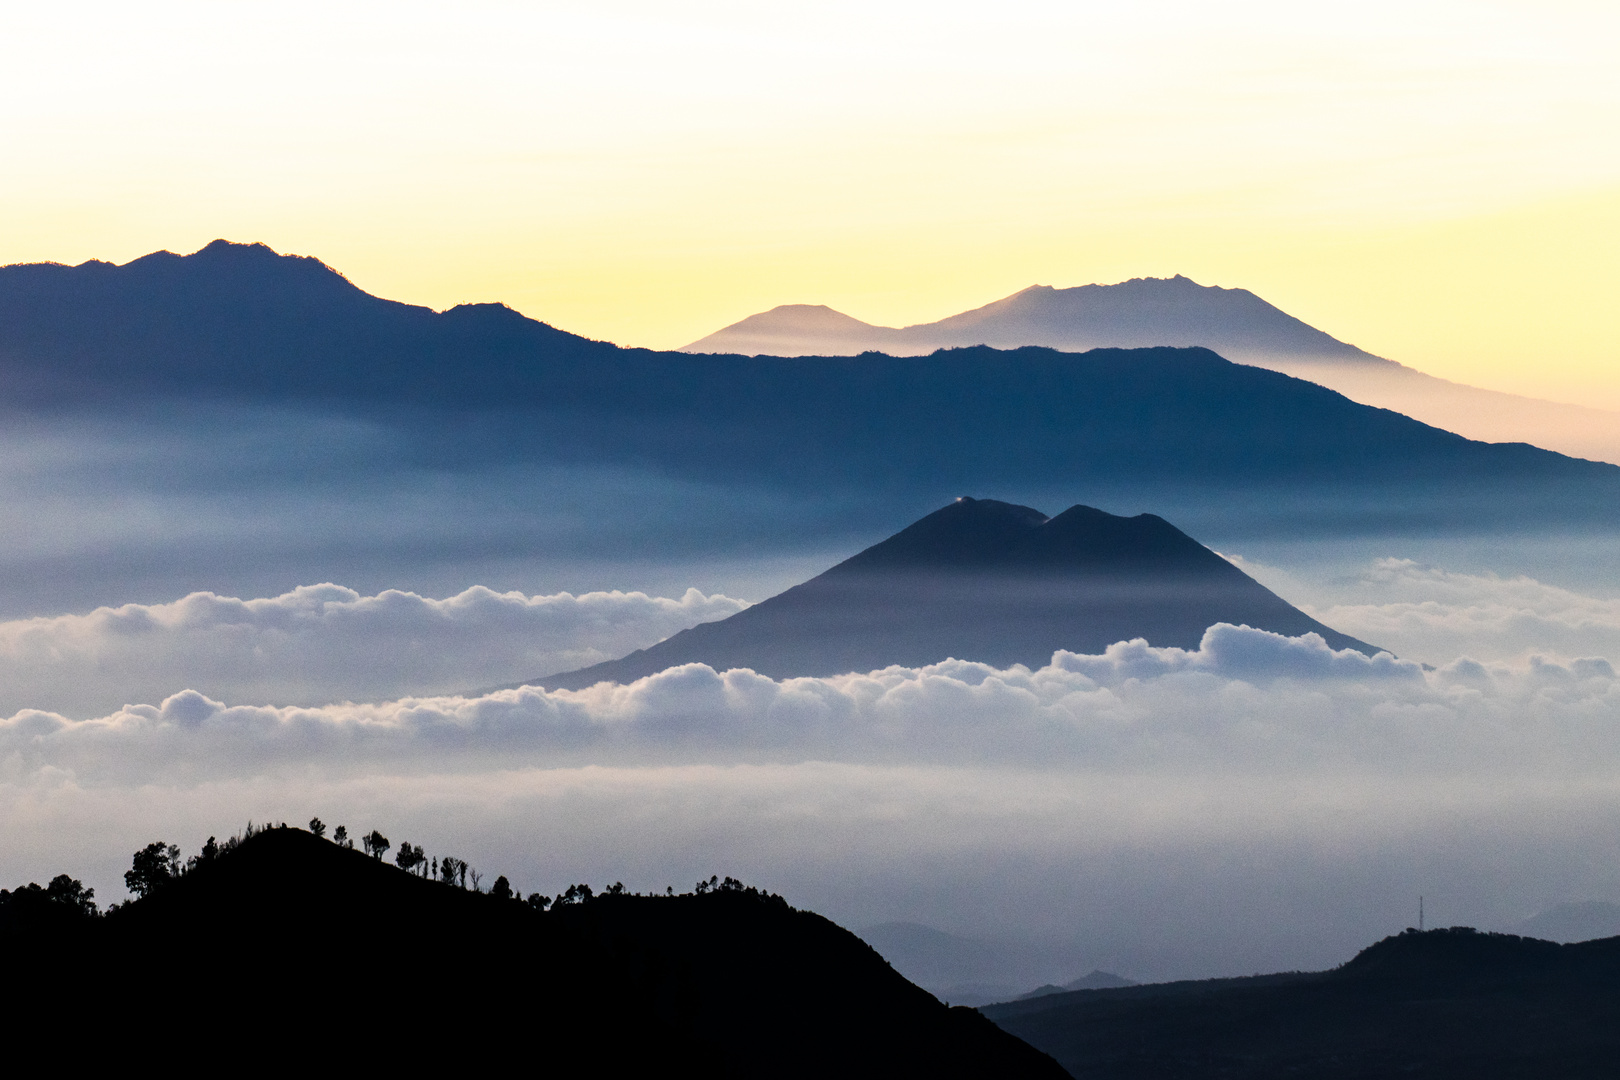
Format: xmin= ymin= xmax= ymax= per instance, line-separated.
xmin=0 ymin=584 xmax=747 ymax=717
xmin=5 ymin=624 xmax=1618 ymax=984
xmin=8 ymin=623 xmax=1613 ymax=778
xmin=1225 ymin=554 xmax=1620 ymax=665
xmin=1310 ymin=558 xmax=1620 ymax=665
xmin=9 ymin=556 xmax=1619 ymax=720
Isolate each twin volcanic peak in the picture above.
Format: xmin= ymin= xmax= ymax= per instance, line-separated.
xmin=534 ymin=498 xmax=1378 ymax=690
xmin=683 ymin=276 xmax=1380 ymax=363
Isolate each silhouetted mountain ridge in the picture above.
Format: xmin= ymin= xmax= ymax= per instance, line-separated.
xmin=532 ymin=498 xmax=1377 ymax=689
xmin=982 ymin=926 xmax=1620 ymax=1078
xmin=0 ymin=239 xmax=622 ymax=404
xmin=2 ymin=825 xmax=1068 ymax=1076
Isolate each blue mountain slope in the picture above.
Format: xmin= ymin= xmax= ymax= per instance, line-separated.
xmin=530 ymin=498 xmax=1380 ymax=688
xmin=2 ymin=241 xmax=1616 ymax=533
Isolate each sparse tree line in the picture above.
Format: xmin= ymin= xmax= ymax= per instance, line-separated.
xmin=122 ymin=821 xmax=289 ymax=900
xmin=0 ymin=873 xmax=99 ymax=919
xmin=307 ymin=817 xmax=497 ymax=894
xmin=3 ymin=817 xmax=789 ymax=921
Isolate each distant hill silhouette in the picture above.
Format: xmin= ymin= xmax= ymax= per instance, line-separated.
xmin=857 ymin=921 xmax=1023 ymax=1003
xmin=2 ymin=826 xmax=1067 ymax=1076
xmin=685 ymin=276 xmax=1620 ymax=465
xmin=857 ymin=919 xmax=1140 ymax=1006
xmin=1509 ymin=900 xmax=1620 ymax=943
xmin=4 ymin=242 xmax=1619 ymax=536
xmin=981 ymin=926 xmax=1620 ymax=1078
xmin=529 ymin=498 xmax=1379 ymax=689
xmin=1017 ymin=972 xmax=1139 ymax=999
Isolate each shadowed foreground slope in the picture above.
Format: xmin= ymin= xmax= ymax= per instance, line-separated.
xmin=3 ymin=827 xmax=1066 ymax=1077
xmin=982 ymin=927 xmax=1620 ymax=1079
xmin=535 ymin=498 xmax=1378 ymax=689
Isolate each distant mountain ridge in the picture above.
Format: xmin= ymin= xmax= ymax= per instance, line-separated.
xmin=685 ymin=276 xmax=1379 ymax=362
xmin=685 ymin=276 xmax=1620 ymax=464
xmin=530 ymin=498 xmax=1378 ymax=689
xmin=5 ymin=241 xmax=1620 ymax=546
xmin=1017 ymin=972 xmax=1139 ymax=1000
xmin=856 ymin=919 xmax=1140 ymax=1006
xmin=982 ymin=926 xmax=1620 ymax=1078
xmin=0 ymin=239 xmax=622 ymax=405
xmin=1509 ymin=901 xmax=1620 ymax=944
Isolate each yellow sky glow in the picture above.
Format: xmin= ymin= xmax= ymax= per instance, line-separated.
xmin=3 ymin=0 xmax=1617 ymax=407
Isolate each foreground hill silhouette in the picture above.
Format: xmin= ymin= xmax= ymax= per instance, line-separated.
xmin=531 ymin=498 xmax=1377 ymax=689
xmin=685 ymin=276 xmax=1620 ymax=464
xmin=1 ymin=826 xmax=1067 ymax=1076
xmin=981 ymin=927 xmax=1620 ymax=1078
xmin=2 ymin=242 xmax=1619 ymax=538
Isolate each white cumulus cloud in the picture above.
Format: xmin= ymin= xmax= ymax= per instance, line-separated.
xmin=4 ymin=623 xmax=1612 ymax=782
xmin=0 ymin=583 xmax=747 ymax=717
xmin=4 ymin=623 xmax=1620 ymax=987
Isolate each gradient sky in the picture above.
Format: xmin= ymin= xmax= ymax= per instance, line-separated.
xmin=4 ymin=1 xmax=1618 ymax=406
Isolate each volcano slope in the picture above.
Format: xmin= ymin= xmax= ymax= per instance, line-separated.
xmin=1 ymin=826 xmax=1067 ymax=1077
xmin=533 ymin=497 xmax=1378 ymax=689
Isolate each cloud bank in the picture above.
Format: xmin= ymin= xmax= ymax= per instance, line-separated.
xmin=1224 ymin=554 xmax=1620 ymax=665
xmin=0 ymin=584 xmax=747 ymax=717
xmin=6 ymin=620 xmax=1609 ymax=780
xmin=7 ymin=553 xmax=1618 ymax=721
xmin=5 ymin=624 xmax=1619 ymax=985
xmin=1309 ymin=558 xmax=1620 ymax=665
xmin=9 ymin=554 xmax=1618 ymax=722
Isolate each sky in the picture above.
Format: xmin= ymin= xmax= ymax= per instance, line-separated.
xmin=3 ymin=1 xmax=1618 ymax=406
